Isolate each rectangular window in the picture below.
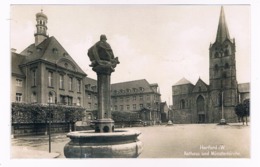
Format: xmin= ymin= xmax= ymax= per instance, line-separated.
xmin=60 ymin=95 xmax=66 ymax=105
xmin=146 ymin=95 xmax=150 ymax=100
xmin=126 ymin=105 xmax=130 ymax=110
xmin=139 ymin=95 xmax=143 ymax=101
xmin=77 ymin=79 xmax=81 ymax=92
xmin=95 ymin=103 xmax=98 ymax=109
xmin=31 ymin=92 xmax=37 ymax=103
xmin=88 ymin=93 xmax=91 ymax=99
xmin=88 ymin=102 xmax=92 ymax=109
xmin=16 ymin=93 xmax=22 ymax=102
xmin=133 ymin=96 xmax=136 ymax=101
xmin=139 ymin=104 xmax=143 ymax=109
xmin=133 ymin=104 xmax=136 ymax=110
xmin=48 ymin=71 xmax=53 ymax=87
xmin=69 ymin=77 xmax=73 ymax=91
xmin=59 ymin=75 xmax=64 ymax=89
xmin=114 ymin=105 xmax=118 ymax=111
xmin=16 ymin=79 xmax=22 ymax=87
xmin=68 ymin=97 xmax=73 ymax=106
xmin=32 ymin=70 xmax=36 ymax=86
xmin=77 ymin=97 xmax=81 ymax=106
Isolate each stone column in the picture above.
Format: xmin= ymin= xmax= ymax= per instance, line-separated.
xmin=91 ymin=65 xmax=115 ymax=133
xmin=87 ymin=35 xmax=119 ymax=133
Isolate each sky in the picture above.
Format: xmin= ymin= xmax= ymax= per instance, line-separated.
xmin=10 ymin=4 xmax=250 ymax=104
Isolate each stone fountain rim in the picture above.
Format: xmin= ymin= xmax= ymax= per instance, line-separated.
xmin=67 ymin=129 xmax=141 ymax=138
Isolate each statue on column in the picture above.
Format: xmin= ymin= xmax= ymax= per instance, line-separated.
xmin=87 ymin=34 xmax=119 ymax=71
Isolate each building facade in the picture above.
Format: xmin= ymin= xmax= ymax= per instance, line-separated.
xmin=172 ymin=7 xmax=250 ymax=124
xmin=12 ymin=10 xmax=87 ymax=107
xmin=111 ymin=79 xmax=162 ymax=124
xmin=11 ymin=10 xmax=163 ymax=124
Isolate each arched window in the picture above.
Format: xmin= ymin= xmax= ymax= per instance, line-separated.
xmin=31 ymin=92 xmax=37 ymax=103
xmin=48 ymin=92 xmax=53 ymax=103
xmin=214 ymin=52 xmax=219 ymax=58
xmin=222 ymin=72 xmax=227 ymax=78
xmin=180 ymin=99 xmax=185 ymax=109
xmin=224 ymin=49 xmax=229 ymax=56
xmin=196 ymin=95 xmax=205 ymax=112
xmin=225 ymin=63 xmax=230 ymax=69
xmin=214 ymin=64 xmax=219 ymax=71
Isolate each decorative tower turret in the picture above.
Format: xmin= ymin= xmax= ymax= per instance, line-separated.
xmin=34 ymin=9 xmax=48 ymax=46
xmin=209 ymin=6 xmax=238 ymax=123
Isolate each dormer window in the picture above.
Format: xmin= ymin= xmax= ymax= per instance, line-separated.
xmin=64 ymin=63 xmax=68 ymax=68
xmin=85 ymin=84 xmax=91 ymax=90
xmin=27 ymin=50 xmax=33 ymax=55
xmin=139 ymin=87 xmax=144 ymax=92
xmin=36 ymin=47 xmax=42 ymax=52
xmin=52 ymin=48 xmax=58 ymax=54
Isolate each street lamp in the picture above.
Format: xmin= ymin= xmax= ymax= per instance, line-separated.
xmin=48 ymin=90 xmax=57 ymax=153
xmin=219 ymin=49 xmax=227 ymax=125
xmin=219 ymin=90 xmax=226 ymax=125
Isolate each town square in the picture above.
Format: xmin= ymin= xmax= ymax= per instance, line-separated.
xmin=1 ymin=1 xmax=260 ymax=167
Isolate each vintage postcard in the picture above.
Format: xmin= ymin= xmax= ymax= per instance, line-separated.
xmin=1 ymin=1 xmax=259 ymax=167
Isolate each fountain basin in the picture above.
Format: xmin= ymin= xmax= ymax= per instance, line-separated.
xmin=64 ymin=129 xmax=143 ymax=158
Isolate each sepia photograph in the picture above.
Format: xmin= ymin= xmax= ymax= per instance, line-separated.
xmin=1 ymin=1 xmax=260 ymax=167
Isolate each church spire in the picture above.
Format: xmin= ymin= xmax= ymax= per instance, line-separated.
xmin=215 ymin=6 xmax=230 ymax=43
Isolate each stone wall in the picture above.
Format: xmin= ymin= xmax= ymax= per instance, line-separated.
xmin=173 ymin=110 xmax=192 ymax=124
xmin=12 ymin=122 xmax=71 ymax=137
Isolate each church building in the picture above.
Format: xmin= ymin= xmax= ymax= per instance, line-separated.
xmin=171 ymin=7 xmax=250 ymax=124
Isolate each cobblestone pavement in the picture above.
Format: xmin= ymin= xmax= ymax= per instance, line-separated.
xmin=11 ymin=123 xmax=250 ymax=158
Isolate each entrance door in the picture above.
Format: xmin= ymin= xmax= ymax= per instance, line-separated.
xmin=198 ymin=114 xmax=205 ymax=123
xmin=197 ymin=95 xmax=206 ymax=123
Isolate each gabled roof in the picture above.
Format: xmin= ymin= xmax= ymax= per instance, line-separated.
xmin=215 ymin=6 xmax=231 ymax=43
xmin=173 ymin=77 xmax=193 ymax=86
xmin=238 ymin=83 xmax=250 ymax=93
xmin=20 ymin=36 xmax=85 ymax=75
xmin=192 ymin=78 xmax=209 ymax=92
xmin=111 ymin=79 xmax=157 ymax=93
xmin=11 ymin=52 xmax=26 ymax=77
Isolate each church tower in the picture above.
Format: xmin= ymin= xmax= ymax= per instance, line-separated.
xmin=34 ymin=10 xmax=49 ymax=46
xmin=209 ymin=6 xmax=238 ymax=122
